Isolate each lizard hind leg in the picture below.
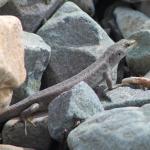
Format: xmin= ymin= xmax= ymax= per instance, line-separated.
xmin=20 ymin=103 xmax=40 ymax=136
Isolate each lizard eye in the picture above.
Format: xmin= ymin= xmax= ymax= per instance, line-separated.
xmin=124 ymin=43 xmax=131 ymax=47
xmin=118 ymin=52 xmax=121 ymax=56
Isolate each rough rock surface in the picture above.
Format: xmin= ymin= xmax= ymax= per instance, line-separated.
xmin=48 ymin=81 xmax=103 ymax=141
xmin=126 ymin=30 xmax=150 ymax=75
xmin=138 ymin=1 xmax=150 ymax=17
xmin=37 ymin=2 xmax=114 ymax=86
xmin=0 ymin=0 xmax=63 ymax=32
xmin=68 ymin=105 xmax=150 ymax=150
xmin=114 ymin=6 xmax=150 ymax=38
xmin=12 ymin=31 xmax=51 ymax=103
xmin=0 ymin=144 xmax=35 ymax=150
xmin=102 ymin=86 xmax=150 ymax=109
xmin=0 ymin=0 xmax=8 ymax=7
xmin=70 ymin=0 xmax=95 ymax=16
xmin=2 ymin=114 xmax=51 ymax=150
xmin=0 ymin=16 xmax=26 ymax=112
xmin=121 ymin=0 xmax=149 ymax=3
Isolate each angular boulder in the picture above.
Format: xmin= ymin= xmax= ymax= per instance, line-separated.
xmin=68 ymin=105 xmax=150 ymax=150
xmin=0 ymin=16 xmax=26 ymax=112
xmin=12 ymin=32 xmax=51 ymax=103
xmin=48 ymin=81 xmax=104 ymax=141
xmin=0 ymin=0 xmax=63 ymax=32
xmin=114 ymin=7 xmax=150 ymax=38
xmin=37 ymin=2 xmax=114 ymax=87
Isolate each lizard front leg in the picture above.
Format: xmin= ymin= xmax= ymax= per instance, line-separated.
xmin=20 ymin=103 xmax=40 ymax=135
xmin=94 ymin=71 xmax=114 ymax=101
xmin=103 ymin=72 xmax=113 ymax=90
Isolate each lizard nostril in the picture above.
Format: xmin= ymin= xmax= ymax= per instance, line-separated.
xmin=124 ymin=43 xmax=131 ymax=47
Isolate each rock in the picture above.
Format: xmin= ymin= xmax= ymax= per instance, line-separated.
xmin=138 ymin=1 xmax=150 ymax=17
xmin=102 ymin=86 xmax=150 ymax=109
xmin=2 ymin=113 xmax=51 ymax=150
xmin=0 ymin=144 xmax=35 ymax=150
xmin=0 ymin=0 xmax=8 ymax=7
xmin=144 ymin=70 xmax=150 ymax=78
xmin=114 ymin=7 xmax=150 ymax=75
xmin=126 ymin=30 xmax=150 ymax=75
xmin=12 ymin=31 xmax=51 ymax=103
xmin=0 ymin=16 xmax=26 ymax=112
xmin=121 ymin=0 xmax=149 ymax=3
xmin=0 ymin=0 xmax=63 ymax=32
xmin=114 ymin=6 xmax=150 ymax=38
xmin=68 ymin=105 xmax=150 ymax=150
xmin=70 ymin=0 xmax=95 ymax=16
xmin=101 ymin=1 xmax=126 ymax=41
xmin=48 ymin=81 xmax=104 ymax=141
xmin=37 ymin=1 xmax=114 ymax=87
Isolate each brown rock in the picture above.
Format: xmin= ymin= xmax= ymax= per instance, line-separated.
xmin=0 ymin=16 xmax=26 ymax=111
xmin=0 ymin=144 xmax=35 ymax=150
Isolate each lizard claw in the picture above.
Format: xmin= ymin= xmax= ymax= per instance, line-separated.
xmin=20 ymin=117 xmax=35 ymax=136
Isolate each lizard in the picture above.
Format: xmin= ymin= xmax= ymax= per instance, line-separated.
xmin=0 ymin=39 xmax=136 ymax=123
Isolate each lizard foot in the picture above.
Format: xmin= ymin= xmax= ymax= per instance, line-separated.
xmin=20 ymin=103 xmax=40 ymax=136
xmin=20 ymin=117 xmax=36 ymax=136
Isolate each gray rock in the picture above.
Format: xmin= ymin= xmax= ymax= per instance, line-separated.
xmin=114 ymin=7 xmax=150 ymax=75
xmin=126 ymin=30 xmax=150 ymax=75
xmin=48 ymin=81 xmax=104 ymax=141
xmin=0 ymin=0 xmax=63 ymax=32
xmin=144 ymin=70 xmax=150 ymax=78
xmin=68 ymin=105 xmax=150 ymax=150
xmin=12 ymin=32 xmax=51 ymax=103
xmin=2 ymin=113 xmax=51 ymax=150
xmin=37 ymin=2 xmax=114 ymax=86
xmin=114 ymin=6 xmax=150 ymax=38
xmin=121 ymin=0 xmax=149 ymax=3
xmin=102 ymin=86 xmax=150 ymax=110
xmin=70 ymin=0 xmax=95 ymax=16
xmin=0 ymin=0 xmax=8 ymax=7
xmin=138 ymin=1 xmax=150 ymax=17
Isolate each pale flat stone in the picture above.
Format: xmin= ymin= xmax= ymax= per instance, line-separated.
xmin=0 ymin=144 xmax=35 ymax=150
xmin=0 ymin=16 xmax=26 ymax=111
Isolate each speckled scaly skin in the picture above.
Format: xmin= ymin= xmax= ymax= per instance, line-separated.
xmin=0 ymin=39 xmax=136 ymax=123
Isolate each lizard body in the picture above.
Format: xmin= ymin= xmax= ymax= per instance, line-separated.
xmin=0 ymin=39 xmax=135 ymax=123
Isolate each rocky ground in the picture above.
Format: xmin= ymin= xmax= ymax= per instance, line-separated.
xmin=0 ymin=0 xmax=149 ymax=150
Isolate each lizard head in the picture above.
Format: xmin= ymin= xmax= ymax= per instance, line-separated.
xmin=108 ymin=39 xmax=136 ymax=67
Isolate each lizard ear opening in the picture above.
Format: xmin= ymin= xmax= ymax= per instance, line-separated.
xmin=118 ymin=52 xmax=121 ymax=56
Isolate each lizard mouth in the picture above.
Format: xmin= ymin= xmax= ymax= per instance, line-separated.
xmin=129 ymin=39 xmax=138 ymax=48
xmin=125 ymin=39 xmax=137 ymax=48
